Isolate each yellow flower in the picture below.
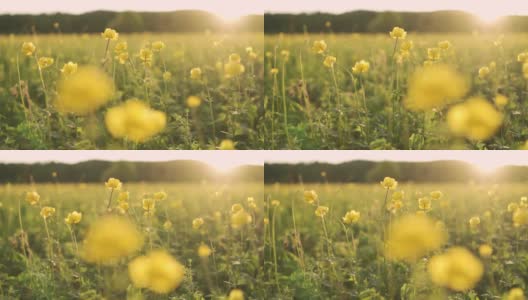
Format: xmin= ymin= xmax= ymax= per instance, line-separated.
xmin=263 ymin=218 xmax=269 ymax=225
xmin=82 ymin=216 xmax=143 ymax=264
xmin=162 ymin=71 xmax=172 ymax=81
xmin=469 ymin=216 xmax=480 ymax=228
xmin=142 ymin=198 xmax=156 ymax=215
xmin=430 ymin=191 xmax=443 ymax=200
xmin=304 ymin=190 xmax=318 ymax=204
xmin=154 ymin=191 xmax=167 ymax=201
xmin=478 ymin=244 xmax=493 ymax=258
xmin=229 ymin=53 xmax=241 ymax=63
xmin=231 ymin=209 xmax=252 ymax=229
xmin=513 ymin=208 xmax=528 ymax=227
xmin=507 ymin=288 xmax=525 ymax=300
xmin=114 ymin=41 xmax=127 ymax=54
xmin=438 ymin=40 xmax=451 ymax=50
xmin=151 ymin=41 xmax=165 ymax=52
xmin=60 ymin=61 xmax=78 ymax=76
xmin=427 ymin=48 xmax=441 ymax=61
xmin=478 ymin=66 xmax=490 ymax=79
xmin=428 ymin=247 xmax=483 ymax=291
xmin=65 ymin=211 xmax=82 ymax=225
xmin=198 ymin=244 xmax=212 ymax=257
xmin=392 ymin=191 xmax=405 ymax=201
xmin=105 ymin=178 xmax=122 ymax=190
xmin=25 ymin=191 xmax=40 ymax=205
xmin=380 ymin=177 xmax=398 ymax=190
xmin=219 ymin=139 xmax=235 ymax=150
xmin=404 ymin=64 xmax=468 ymax=111
xmin=389 ymin=27 xmax=407 ymax=39
xmin=352 ymin=60 xmax=370 ymax=74
xmin=280 ymin=50 xmax=290 ymax=60
xmin=271 ymin=200 xmax=280 ymax=207
xmin=118 ymin=201 xmax=129 ymax=213
xmin=101 ymin=28 xmax=118 ymax=40
xmin=21 ymin=42 xmax=36 ymax=56
xmin=190 ymin=67 xmax=202 ymax=80
xmin=139 ymin=48 xmax=153 ymax=66
xmin=228 ymin=289 xmax=245 ymax=300
xmin=38 ymin=57 xmax=54 ymax=69
xmin=40 ymin=206 xmax=55 ymax=219
xmin=400 ymin=40 xmax=413 ymax=51
xmin=128 ymin=250 xmax=185 ymax=294
xmin=186 ymin=95 xmax=202 ymax=108
xmin=55 ymin=66 xmax=114 ymax=115
xmin=270 ymin=68 xmax=279 ymax=75
xmin=494 ymin=94 xmax=508 ymax=107
xmin=447 ymin=97 xmax=503 ymax=140
xmin=118 ymin=191 xmax=129 ymax=202
xmin=105 ymin=99 xmax=166 ymax=143
xmin=323 ymin=56 xmax=336 ymax=68
xmin=315 ymin=206 xmax=329 ymax=217
xmin=224 ymin=61 xmax=245 ymax=77
xmin=517 ymin=52 xmax=528 ymax=63
xmin=117 ymin=52 xmax=129 ymax=64
xmin=192 ymin=217 xmax=204 ymax=230
xmin=385 ymin=215 xmax=447 ymax=263
xmin=312 ymin=40 xmax=327 ymax=54
xmin=418 ymin=197 xmax=432 ymax=211
xmin=342 ymin=210 xmax=360 ymax=224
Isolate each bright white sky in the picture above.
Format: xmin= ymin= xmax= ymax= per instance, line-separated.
xmin=265 ymin=0 xmax=528 ymax=22
xmin=0 ymin=0 xmax=263 ymax=21
xmin=0 ymin=151 xmax=262 ymax=172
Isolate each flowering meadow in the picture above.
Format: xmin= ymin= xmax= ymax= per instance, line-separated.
xmin=0 ymin=179 xmax=265 ymax=299
xmin=0 ymin=30 xmax=264 ymax=149
xmin=264 ymin=179 xmax=528 ymax=299
xmin=264 ymin=29 xmax=528 ymax=149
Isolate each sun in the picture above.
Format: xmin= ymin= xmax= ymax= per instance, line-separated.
xmin=472 ymin=8 xmax=504 ymax=24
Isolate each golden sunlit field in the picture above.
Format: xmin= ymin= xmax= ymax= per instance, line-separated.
xmin=0 ymin=32 xmax=264 ymax=149
xmin=0 ymin=180 xmax=266 ymax=299
xmin=264 ymin=32 xmax=528 ymax=150
xmin=264 ymin=181 xmax=528 ymax=299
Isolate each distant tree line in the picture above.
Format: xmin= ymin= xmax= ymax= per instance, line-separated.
xmin=264 ymin=10 xmax=528 ymax=33
xmin=264 ymin=160 xmax=528 ymax=183
xmin=0 ymin=10 xmax=263 ymax=34
xmin=0 ymin=160 xmax=263 ymax=184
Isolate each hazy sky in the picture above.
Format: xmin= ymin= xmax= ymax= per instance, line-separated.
xmin=265 ymin=0 xmax=528 ymax=21
xmin=0 ymin=0 xmax=263 ymax=21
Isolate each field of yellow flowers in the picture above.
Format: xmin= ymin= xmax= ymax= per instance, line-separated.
xmin=0 ymin=179 xmax=266 ymax=299
xmin=264 ymin=180 xmax=527 ymax=299
xmin=0 ymin=30 xmax=264 ymax=149
xmin=264 ymin=30 xmax=528 ymax=150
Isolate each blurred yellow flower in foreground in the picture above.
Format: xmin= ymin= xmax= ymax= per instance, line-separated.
xmin=228 ymin=289 xmax=245 ymax=300
xmin=507 ymin=288 xmax=525 ymax=300
xmin=25 ymin=191 xmax=40 ymax=206
xmin=105 ymin=99 xmax=166 ymax=143
xmin=389 ymin=26 xmax=407 ymax=39
xmin=65 ymin=211 xmax=82 ymax=225
xmin=428 ymin=247 xmax=483 ymax=291
xmin=40 ymin=206 xmax=55 ymax=219
xmin=447 ymin=97 xmax=503 ymax=141
xmin=60 ymin=61 xmax=78 ymax=76
xmin=55 ymin=66 xmax=114 ymax=115
xmin=82 ymin=216 xmax=143 ymax=265
xmin=385 ymin=215 xmax=447 ymax=263
xmin=129 ymin=250 xmax=185 ymax=294
xmin=186 ymin=96 xmax=202 ymax=108
xmin=404 ymin=64 xmax=468 ymax=111
xmin=21 ymin=42 xmax=36 ymax=56
xmin=38 ymin=57 xmax=54 ymax=69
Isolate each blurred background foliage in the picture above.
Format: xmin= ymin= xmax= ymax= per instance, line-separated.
xmin=0 ymin=10 xmax=263 ymax=34
xmin=265 ymin=10 xmax=528 ymax=33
